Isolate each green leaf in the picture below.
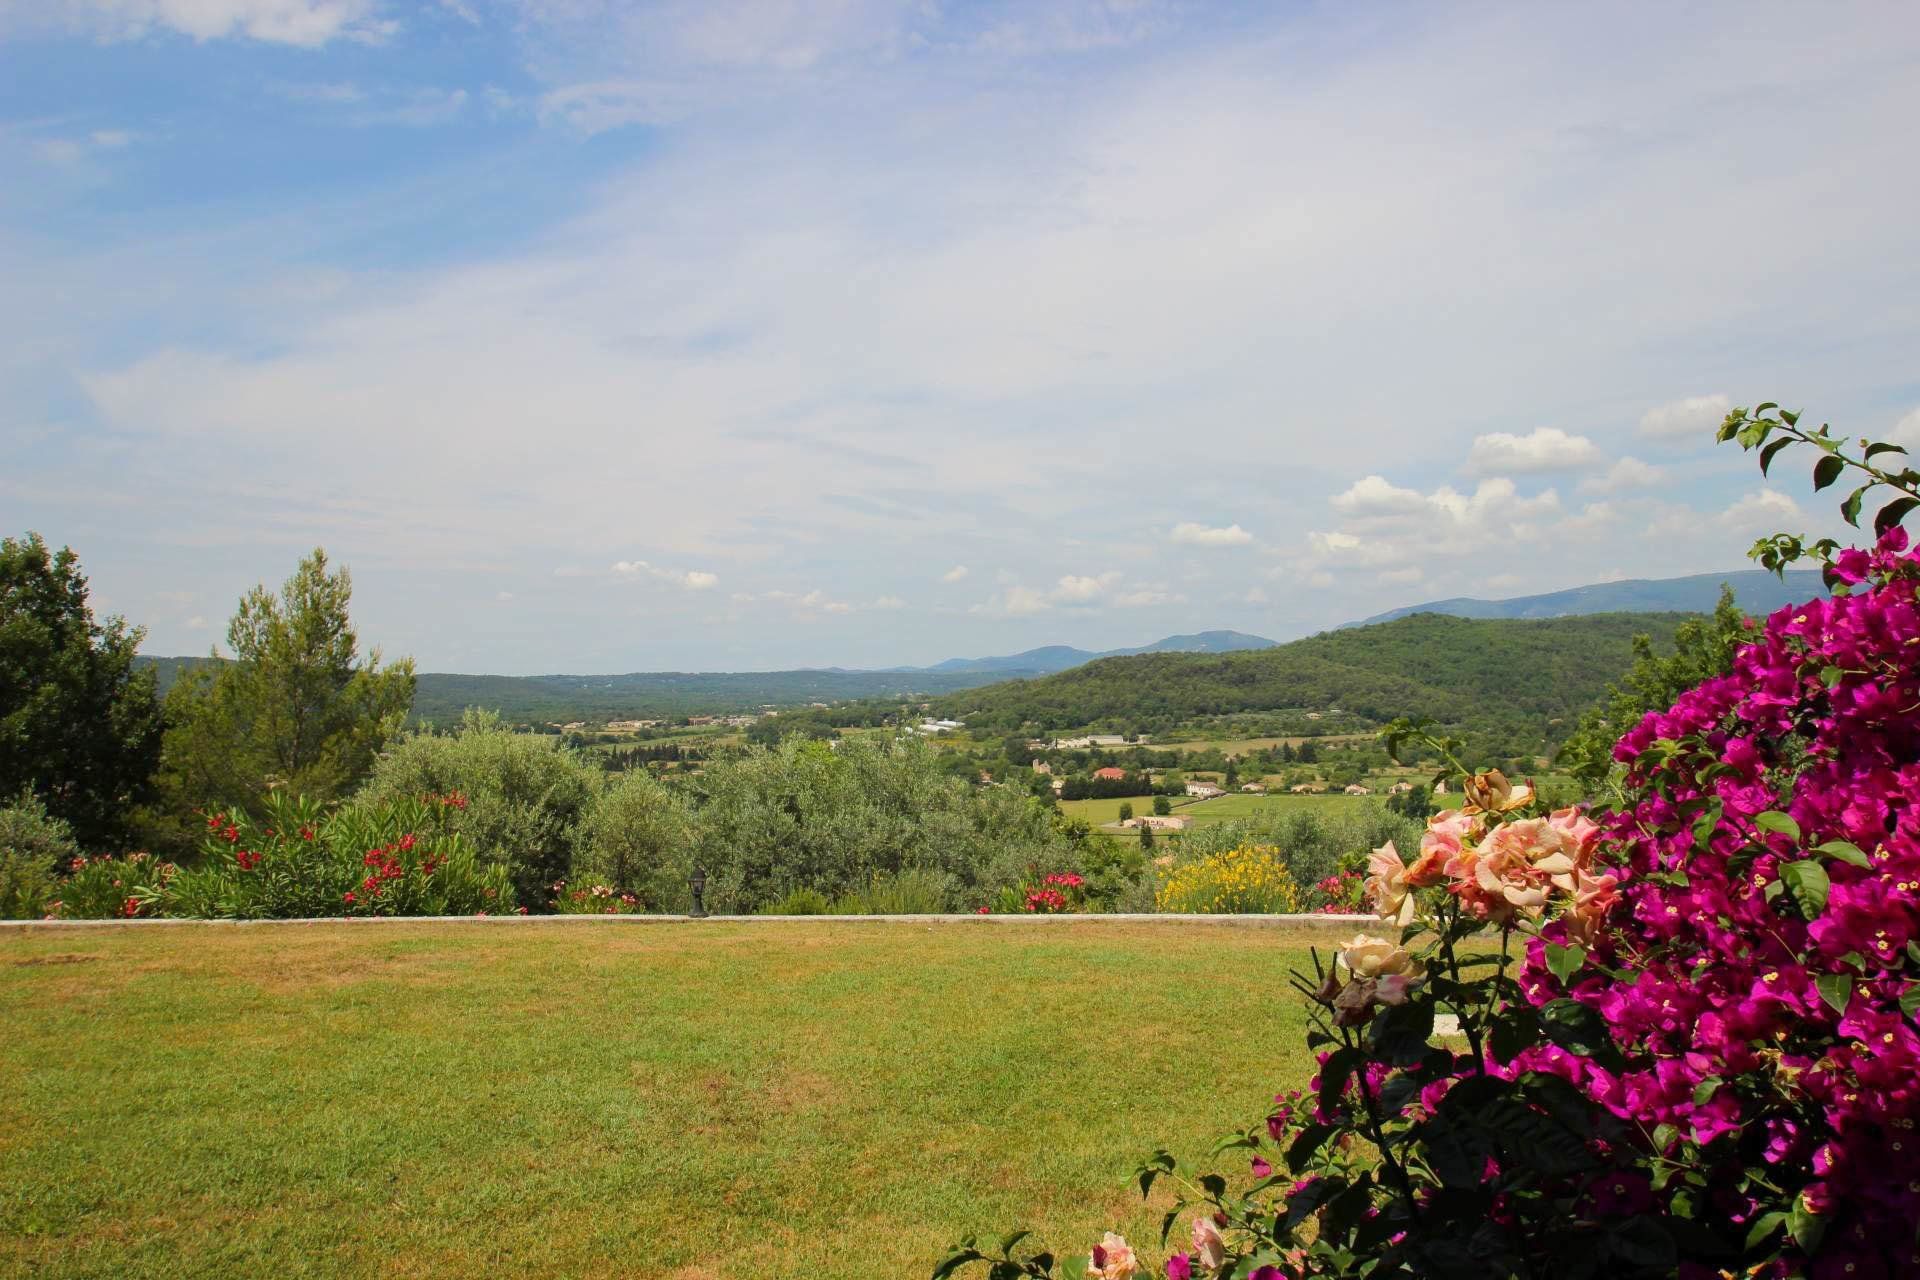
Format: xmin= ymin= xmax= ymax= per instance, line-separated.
xmin=1842 ymin=483 xmax=1868 ymax=527
xmin=1901 ymin=983 xmax=1920 ymax=1018
xmin=1819 ymin=664 xmax=1845 ymax=688
xmin=1875 ymin=496 xmax=1919 ymax=537
xmin=1755 ymin=810 xmax=1802 ymax=842
xmin=1285 ymin=1122 xmax=1334 ymax=1173
xmin=1759 ymin=436 xmax=1794 ymax=476
xmin=1539 ymin=998 xmax=1613 ymax=1058
xmin=1692 ymin=1075 xmax=1723 ymax=1105
xmin=1780 ymin=859 xmax=1831 ymax=919
xmin=1544 ymin=942 xmax=1587 ymax=986
xmin=1691 ymin=797 xmax=1723 ymax=849
xmin=1865 ymin=441 xmax=1909 ymax=462
xmin=1789 ymin=1192 xmax=1829 ymax=1254
xmin=1815 ymin=972 xmax=1854 ymax=1016
xmin=932 ymin=1248 xmax=986 ymax=1279
xmin=1816 ymin=839 xmax=1872 ymax=868
xmin=998 ymin=1231 xmax=1030 ymax=1256
xmin=1744 ymin=1211 xmax=1787 ymax=1252
xmin=1812 ymin=454 xmax=1846 ymax=491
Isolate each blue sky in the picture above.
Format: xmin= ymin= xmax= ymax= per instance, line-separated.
xmin=3 ymin=1 xmax=1918 ymax=674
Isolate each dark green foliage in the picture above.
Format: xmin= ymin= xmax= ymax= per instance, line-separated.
xmin=0 ymin=792 xmax=80 ymax=918
xmin=0 ymin=533 xmax=164 ymax=849
xmin=1555 ymin=589 xmax=1756 ymax=784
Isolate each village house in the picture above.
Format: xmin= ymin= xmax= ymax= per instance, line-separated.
xmin=1185 ymin=781 xmax=1224 ymax=798
xmin=1240 ymin=782 xmax=1267 ymax=794
xmin=1345 ymin=783 xmax=1373 ymax=796
xmin=1388 ymin=781 xmax=1415 ymax=795
xmin=1122 ymin=815 xmax=1191 ymax=832
xmin=1092 ymin=766 xmax=1127 ymax=781
xmin=1031 ymin=759 xmax=1052 ymax=775
xmin=1290 ymin=782 xmax=1325 ymax=795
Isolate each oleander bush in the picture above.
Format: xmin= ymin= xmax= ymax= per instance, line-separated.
xmin=153 ymin=792 xmax=514 ymax=918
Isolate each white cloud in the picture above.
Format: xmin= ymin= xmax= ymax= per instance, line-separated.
xmin=1169 ymin=522 xmax=1253 ymax=546
xmin=185 ymin=614 xmax=208 ymax=629
xmin=1720 ymin=489 xmax=1804 ymax=532
xmin=1113 ymin=587 xmax=1183 ymax=607
xmin=1640 ymin=393 xmax=1731 ymax=440
xmin=763 ymin=588 xmax=853 ymax=614
xmin=1329 ymin=475 xmax=1427 ymax=519
xmin=1377 ymin=567 xmax=1423 ymax=585
xmin=16 ymin=0 xmax=394 ymax=46
xmin=1051 ymin=571 xmax=1120 ymax=603
xmin=941 ymin=565 xmax=970 ymax=583
xmin=1241 ymin=586 xmax=1269 ymax=605
xmin=494 ymin=591 xmax=513 ymax=602
xmin=1888 ymin=407 xmax=1920 ymax=449
xmin=1578 ymin=456 xmax=1667 ymax=494
xmin=1467 ymin=427 xmax=1600 ymax=475
xmin=870 ymin=594 xmax=906 ymax=609
xmin=611 ymin=560 xmax=719 ymax=590
xmin=1000 ymin=586 xmax=1049 ymax=616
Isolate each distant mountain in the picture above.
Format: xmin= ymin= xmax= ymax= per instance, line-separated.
xmin=1340 ymin=570 xmax=1827 ymax=629
xmin=138 ymin=628 xmax=1281 ymax=723
xmin=908 ymin=629 xmax=1277 ymax=676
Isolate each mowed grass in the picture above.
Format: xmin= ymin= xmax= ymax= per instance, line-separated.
xmin=0 ymin=921 xmax=1324 ymax=1280
xmin=1058 ymin=792 xmax=1386 ymax=829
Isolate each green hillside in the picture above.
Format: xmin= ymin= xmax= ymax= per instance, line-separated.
xmin=940 ymin=612 xmax=1696 ymax=738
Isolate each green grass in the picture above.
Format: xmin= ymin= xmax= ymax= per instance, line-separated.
xmin=1058 ymin=792 xmax=1386 ymax=829
xmin=0 ymin=921 xmax=1325 ymax=1279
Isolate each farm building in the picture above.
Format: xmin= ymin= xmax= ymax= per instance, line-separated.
xmin=1092 ymin=766 xmax=1127 ymax=781
xmin=1345 ymin=783 xmax=1373 ymax=796
xmin=1185 ymin=781 xmax=1224 ymax=798
xmin=1122 ymin=815 xmax=1191 ymax=832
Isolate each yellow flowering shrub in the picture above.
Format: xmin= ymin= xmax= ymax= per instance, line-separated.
xmin=1153 ymin=843 xmax=1301 ymax=914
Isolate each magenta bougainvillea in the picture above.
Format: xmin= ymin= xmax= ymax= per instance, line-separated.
xmin=1520 ymin=528 xmax=1920 ymax=1277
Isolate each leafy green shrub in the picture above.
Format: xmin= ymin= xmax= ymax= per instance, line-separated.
xmin=836 ymin=867 xmax=951 ymax=914
xmin=0 ymin=793 xmax=79 ymax=918
xmin=158 ymin=792 xmax=513 ymax=918
xmin=760 ymin=887 xmax=835 ymax=916
xmin=575 ymin=769 xmax=690 ymax=910
xmin=356 ymin=709 xmax=600 ymax=909
xmin=691 ymin=735 xmax=1070 ymax=913
xmin=1177 ymin=806 xmax=1417 ymax=889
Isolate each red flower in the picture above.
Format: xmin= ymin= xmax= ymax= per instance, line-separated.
xmin=398 ymin=833 xmax=416 ymax=853
xmin=119 ymin=897 xmax=140 ymax=917
xmin=343 ymin=891 xmax=357 ymax=904
xmin=222 ymin=824 xmax=240 ymax=843
xmin=300 ymin=826 xmax=316 ymax=842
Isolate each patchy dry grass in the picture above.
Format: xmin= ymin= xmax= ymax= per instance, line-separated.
xmin=0 ymin=921 xmax=1323 ymax=1279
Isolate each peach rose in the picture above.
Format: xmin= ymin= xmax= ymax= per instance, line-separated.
xmin=1088 ymin=1233 xmax=1139 ymax=1280
xmin=1461 ymin=769 xmax=1534 ymax=815
xmin=1191 ymin=1214 xmax=1227 ymax=1269
xmin=1366 ymin=841 xmax=1416 ymax=926
xmin=1339 ymin=933 xmax=1421 ymax=980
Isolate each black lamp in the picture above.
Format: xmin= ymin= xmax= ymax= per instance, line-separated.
xmin=688 ymin=865 xmax=708 ymax=918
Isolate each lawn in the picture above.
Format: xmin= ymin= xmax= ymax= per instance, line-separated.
xmin=0 ymin=921 xmax=1326 ymax=1280
xmin=1058 ymin=792 xmax=1386 ymax=829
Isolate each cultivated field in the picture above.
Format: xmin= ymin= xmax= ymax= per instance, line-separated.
xmin=0 ymin=921 xmax=1324 ymax=1280
xmin=1057 ymin=792 xmax=1388 ymax=829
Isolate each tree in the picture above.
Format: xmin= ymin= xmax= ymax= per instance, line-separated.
xmin=1556 ymin=587 xmax=1755 ymax=786
xmin=1138 ymin=822 xmax=1155 ymax=851
xmin=1 ymin=533 xmax=164 ymax=848
xmin=1117 ymin=801 xmax=1134 ymax=822
xmin=160 ymin=549 xmax=414 ymax=817
xmin=577 ymin=769 xmax=691 ymax=909
xmin=1152 ymin=795 xmax=1172 ymax=817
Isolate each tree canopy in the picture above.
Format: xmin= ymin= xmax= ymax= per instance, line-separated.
xmin=0 ymin=532 xmax=163 ymax=848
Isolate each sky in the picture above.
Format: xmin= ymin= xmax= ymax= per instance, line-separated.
xmin=3 ymin=1 xmax=1918 ymax=675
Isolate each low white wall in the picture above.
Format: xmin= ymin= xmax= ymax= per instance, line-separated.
xmin=1 ymin=912 xmax=1379 ymax=930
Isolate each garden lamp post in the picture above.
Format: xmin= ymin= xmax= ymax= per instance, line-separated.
xmin=688 ymin=865 xmax=708 ymax=919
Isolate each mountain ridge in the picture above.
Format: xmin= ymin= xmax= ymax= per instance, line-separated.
xmin=1341 ymin=569 xmax=1826 ymax=629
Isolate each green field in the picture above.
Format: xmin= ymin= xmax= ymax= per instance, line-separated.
xmin=1058 ymin=792 xmax=1388 ymax=829
xmin=0 ymin=921 xmax=1323 ymax=1279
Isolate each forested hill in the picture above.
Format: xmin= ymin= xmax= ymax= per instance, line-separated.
xmin=939 ymin=612 xmax=1696 ymax=737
